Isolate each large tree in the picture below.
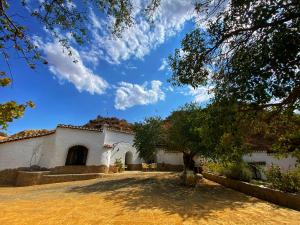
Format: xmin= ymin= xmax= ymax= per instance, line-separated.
xmin=133 ymin=104 xmax=213 ymax=171
xmin=164 ymin=104 xmax=212 ymax=171
xmin=169 ymin=0 xmax=300 ymax=112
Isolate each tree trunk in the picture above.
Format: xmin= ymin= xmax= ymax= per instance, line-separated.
xmin=183 ymin=152 xmax=195 ymax=172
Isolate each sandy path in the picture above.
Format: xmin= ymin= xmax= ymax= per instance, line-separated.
xmin=0 ymin=172 xmax=299 ymax=225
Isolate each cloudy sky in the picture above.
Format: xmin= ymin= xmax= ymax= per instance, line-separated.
xmin=2 ymin=0 xmax=213 ymax=134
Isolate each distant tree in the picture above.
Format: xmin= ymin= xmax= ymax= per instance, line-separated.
xmin=133 ymin=117 xmax=164 ymax=163
xmin=169 ymin=0 xmax=300 ymax=112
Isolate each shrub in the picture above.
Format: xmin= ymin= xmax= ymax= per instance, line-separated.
xmin=265 ymin=165 xmax=300 ymax=193
xmin=204 ymin=161 xmax=223 ymax=175
xmin=220 ymin=162 xmax=252 ymax=182
xmin=114 ymin=158 xmax=124 ymax=172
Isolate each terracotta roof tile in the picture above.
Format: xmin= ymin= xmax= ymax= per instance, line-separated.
xmin=57 ymin=124 xmax=103 ymax=132
xmin=0 ymin=130 xmax=55 ymax=144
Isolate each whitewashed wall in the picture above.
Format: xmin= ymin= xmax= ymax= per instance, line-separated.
xmin=53 ymin=127 xmax=106 ymax=167
xmin=0 ymin=135 xmax=49 ymax=170
xmin=104 ymin=129 xmax=141 ymax=165
xmin=37 ymin=134 xmax=56 ymax=168
xmin=243 ymin=152 xmax=298 ymax=171
xmin=156 ymin=150 xmax=183 ymax=165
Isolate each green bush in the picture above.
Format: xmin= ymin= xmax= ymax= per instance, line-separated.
xmin=265 ymin=165 xmax=300 ymax=193
xmin=114 ymin=158 xmax=124 ymax=172
xmin=203 ymin=162 xmax=223 ymax=174
xmin=220 ymin=162 xmax=252 ymax=182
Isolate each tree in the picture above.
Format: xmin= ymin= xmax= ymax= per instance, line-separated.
xmin=203 ymin=101 xmax=300 ymax=163
xmin=164 ymin=104 xmax=212 ymax=171
xmin=169 ymin=0 xmax=300 ymax=112
xmin=133 ymin=117 xmax=164 ymax=163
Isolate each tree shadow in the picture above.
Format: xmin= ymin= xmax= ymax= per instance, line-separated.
xmin=68 ymin=173 xmax=260 ymax=220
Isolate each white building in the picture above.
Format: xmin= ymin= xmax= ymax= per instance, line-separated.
xmin=0 ymin=124 xmax=184 ymax=185
xmin=243 ymin=151 xmax=298 ymax=180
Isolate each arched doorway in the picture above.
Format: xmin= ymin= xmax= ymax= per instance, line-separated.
xmin=65 ymin=145 xmax=88 ymax=165
xmin=125 ymin=151 xmax=133 ymax=170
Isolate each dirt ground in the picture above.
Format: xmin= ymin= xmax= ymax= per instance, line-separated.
xmin=0 ymin=172 xmax=299 ymax=225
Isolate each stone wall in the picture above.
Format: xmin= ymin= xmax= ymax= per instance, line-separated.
xmin=0 ymin=169 xmax=19 ymax=185
xmin=203 ymin=172 xmax=300 ymax=211
xmin=15 ymin=171 xmax=104 ymax=186
xmin=157 ymin=163 xmax=183 ymax=172
xmin=50 ymin=165 xmax=108 ymax=174
xmin=127 ymin=164 xmax=142 ymax=171
xmin=39 ymin=173 xmax=103 ymax=185
xmin=15 ymin=171 xmax=50 ymax=186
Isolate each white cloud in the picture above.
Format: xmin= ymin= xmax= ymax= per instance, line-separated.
xmin=188 ymin=86 xmax=213 ymax=103
xmin=158 ymin=58 xmax=169 ymax=71
xmin=89 ymin=8 xmax=102 ymax=29
xmin=88 ymin=0 xmax=195 ymax=64
xmin=114 ymin=80 xmax=165 ymax=110
xmin=40 ymin=40 xmax=108 ymax=94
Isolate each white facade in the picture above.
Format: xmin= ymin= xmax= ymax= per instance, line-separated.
xmin=0 ymin=125 xmax=142 ymax=171
xmin=243 ymin=151 xmax=297 ymax=171
xmin=156 ymin=150 xmax=184 ymax=165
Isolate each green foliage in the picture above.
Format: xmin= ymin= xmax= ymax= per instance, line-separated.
xmin=165 ymin=103 xmax=213 ymax=170
xmin=203 ymin=101 xmax=300 ymax=163
xmin=114 ymin=158 xmax=123 ymax=172
xmin=133 ymin=117 xmax=164 ymax=162
xmin=203 ymin=161 xmax=222 ymax=175
xmin=220 ymin=162 xmax=253 ymax=182
xmin=169 ymin=0 xmax=300 ymax=111
xmin=0 ymin=101 xmax=35 ymax=130
xmin=265 ymin=165 xmax=300 ymax=193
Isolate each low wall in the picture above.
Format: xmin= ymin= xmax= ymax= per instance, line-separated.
xmin=15 ymin=171 xmax=50 ymax=186
xmin=157 ymin=163 xmax=183 ymax=172
xmin=203 ymin=172 xmax=300 ymax=211
xmin=127 ymin=164 xmax=142 ymax=171
xmin=0 ymin=169 xmax=19 ymax=185
xmin=0 ymin=167 xmax=48 ymax=185
xmin=39 ymin=173 xmax=103 ymax=185
xmin=15 ymin=171 xmax=104 ymax=186
xmin=50 ymin=165 xmax=108 ymax=174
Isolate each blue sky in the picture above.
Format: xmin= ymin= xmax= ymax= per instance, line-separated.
xmin=1 ymin=0 xmax=212 ymax=134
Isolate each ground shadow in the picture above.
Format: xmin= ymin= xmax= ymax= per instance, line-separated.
xmin=68 ymin=173 xmax=260 ymax=220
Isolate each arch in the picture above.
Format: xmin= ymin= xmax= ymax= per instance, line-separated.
xmin=125 ymin=151 xmax=133 ymax=166
xmin=65 ymin=145 xmax=88 ymax=166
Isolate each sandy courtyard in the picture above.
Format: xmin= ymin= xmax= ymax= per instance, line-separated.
xmin=0 ymin=172 xmax=299 ymax=225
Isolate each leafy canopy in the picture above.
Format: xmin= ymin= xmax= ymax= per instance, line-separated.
xmin=133 ymin=117 xmax=164 ymax=162
xmin=169 ymin=0 xmax=300 ymax=111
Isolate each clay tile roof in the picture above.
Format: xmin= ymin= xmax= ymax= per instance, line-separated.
xmin=106 ymin=127 xmax=134 ymax=134
xmin=57 ymin=124 xmax=103 ymax=132
xmin=0 ymin=130 xmax=55 ymax=144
